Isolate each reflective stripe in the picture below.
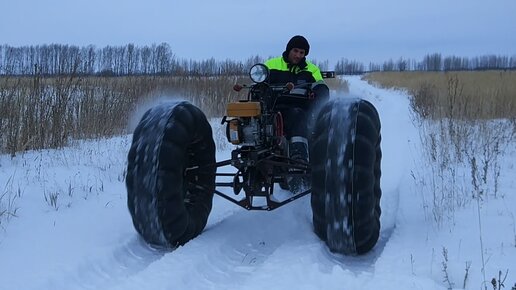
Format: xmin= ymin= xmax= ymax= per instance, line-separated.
xmin=290 ymin=136 xmax=308 ymax=145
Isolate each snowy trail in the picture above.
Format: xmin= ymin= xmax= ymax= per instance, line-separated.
xmin=0 ymin=76 xmax=439 ymax=290
xmin=90 ymin=76 xmax=408 ymax=289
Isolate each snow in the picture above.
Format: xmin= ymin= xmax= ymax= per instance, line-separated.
xmin=1 ymin=77 xmax=515 ymax=290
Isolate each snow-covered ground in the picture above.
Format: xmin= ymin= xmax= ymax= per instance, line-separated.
xmin=0 ymin=76 xmax=514 ymax=290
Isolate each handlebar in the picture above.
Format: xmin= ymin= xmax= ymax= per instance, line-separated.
xmin=233 ymin=82 xmax=315 ymax=101
xmin=233 ymin=82 xmax=312 ymax=93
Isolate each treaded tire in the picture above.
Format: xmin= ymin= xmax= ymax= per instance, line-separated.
xmin=126 ymin=101 xmax=216 ymax=247
xmin=310 ymin=98 xmax=382 ymax=255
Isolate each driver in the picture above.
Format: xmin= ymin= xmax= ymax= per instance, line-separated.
xmin=264 ymin=35 xmax=329 ymax=191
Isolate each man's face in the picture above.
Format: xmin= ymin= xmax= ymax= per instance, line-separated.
xmin=287 ymin=48 xmax=306 ymax=64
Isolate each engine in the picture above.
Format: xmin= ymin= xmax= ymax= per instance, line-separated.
xmin=225 ymin=101 xmax=266 ymax=147
xmin=227 ymin=117 xmax=261 ymax=146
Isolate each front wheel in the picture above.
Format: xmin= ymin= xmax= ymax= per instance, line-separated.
xmin=310 ymin=98 xmax=382 ymax=255
xmin=126 ymin=101 xmax=216 ymax=247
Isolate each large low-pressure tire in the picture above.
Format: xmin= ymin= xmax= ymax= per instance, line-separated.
xmin=126 ymin=101 xmax=216 ymax=248
xmin=310 ymin=98 xmax=382 ymax=255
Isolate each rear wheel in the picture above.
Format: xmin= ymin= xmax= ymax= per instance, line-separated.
xmin=126 ymin=101 xmax=216 ymax=247
xmin=310 ymin=98 xmax=382 ymax=255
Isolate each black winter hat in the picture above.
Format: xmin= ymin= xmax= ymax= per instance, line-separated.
xmin=285 ymin=35 xmax=310 ymax=56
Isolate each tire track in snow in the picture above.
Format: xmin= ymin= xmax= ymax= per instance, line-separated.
xmin=101 ymin=194 xmax=315 ymax=290
xmin=106 ymin=191 xmax=396 ymax=290
xmin=41 ymin=236 xmax=164 ymax=290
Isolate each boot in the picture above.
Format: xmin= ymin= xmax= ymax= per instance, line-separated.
xmin=289 ymin=136 xmax=309 ymax=163
xmin=288 ymin=136 xmax=310 ymax=193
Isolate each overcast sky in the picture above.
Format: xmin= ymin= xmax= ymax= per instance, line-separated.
xmin=1 ymin=0 xmax=515 ymax=64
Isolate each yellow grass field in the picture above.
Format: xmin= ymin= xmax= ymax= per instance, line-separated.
xmin=363 ymin=71 xmax=516 ymax=120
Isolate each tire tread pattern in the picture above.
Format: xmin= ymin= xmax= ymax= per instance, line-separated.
xmin=310 ymin=98 xmax=382 ymax=255
xmin=126 ymin=101 xmax=216 ymax=247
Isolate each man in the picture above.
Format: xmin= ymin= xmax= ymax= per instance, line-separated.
xmin=264 ymin=35 xmax=329 ymax=192
xmin=265 ymin=35 xmax=326 ymax=87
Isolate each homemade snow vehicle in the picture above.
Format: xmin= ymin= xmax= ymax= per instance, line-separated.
xmin=126 ymin=64 xmax=382 ymax=255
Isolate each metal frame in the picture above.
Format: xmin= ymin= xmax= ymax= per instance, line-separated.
xmin=187 ymin=149 xmax=311 ymax=211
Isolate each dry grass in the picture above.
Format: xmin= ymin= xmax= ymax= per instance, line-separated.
xmin=325 ymin=77 xmax=349 ymax=93
xmin=0 ymin=75 xmax=248 ymax=155
xmin=363 ymin=71 xmax=516 ymax=120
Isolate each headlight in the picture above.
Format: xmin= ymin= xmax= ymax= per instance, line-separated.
xmin=249 ymin=64 xmax=269 ymax=83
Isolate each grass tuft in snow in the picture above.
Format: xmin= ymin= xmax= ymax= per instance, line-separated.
xmin=441 ymin=247 xmax=454 ymax=290
xmin=0 ymin=173 xmax=22 ymax=229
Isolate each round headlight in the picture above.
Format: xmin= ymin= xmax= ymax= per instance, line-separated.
xmin=249 ymin=64 xmax=269 ymax=83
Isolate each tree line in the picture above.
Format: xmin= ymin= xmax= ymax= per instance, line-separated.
xmin=1 ymin=43 xmax=515 ymax=76
xmin=0 ymin=43 xmax=264 ymax=76
xmin=335 ymin=53 xmax=516 ymax=75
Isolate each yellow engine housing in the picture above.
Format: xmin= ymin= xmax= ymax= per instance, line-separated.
xmin=226 ymin=102 xmax=261 ymax=117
